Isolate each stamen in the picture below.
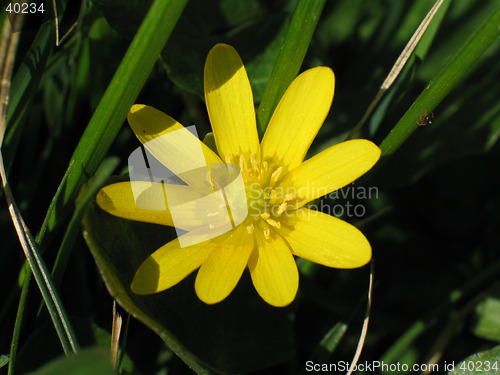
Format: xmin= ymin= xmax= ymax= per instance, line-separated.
xmin=284 ymin=193 xmax=295 ymax=202
xmin=269 ymin=167 xmax=282 ymax=187
xmin=263 ymin=226 xmax=271 ymax=239
xmin=208 ymin=172 xmax=216 ymax=192
xmin=276 ymin=201 xmax=288 ymax=215
xmin=261 ymin=161 xmax=269 ymax=173
xmin=250 ymin=153 xmax=259 ymax=173
xmin=247 ymin=224 xmax=254 ymax=234
xmin=260 ymin=212 xmax=270 ymax=220
xmin=265 ymin=218 xmax=281 ymax=228
xmin=239 ymin=155 xmax=247 ymax=173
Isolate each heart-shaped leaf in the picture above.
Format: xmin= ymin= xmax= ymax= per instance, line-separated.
xmin=82 ymin=183 xmax=295 ymax=374
xmin=448 ymin=345 xmax=500 ymax=375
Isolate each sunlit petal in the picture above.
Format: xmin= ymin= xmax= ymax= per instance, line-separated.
xmin=248 ymin=225 xmax=298 ymax=307
xmin=113 ymin=45 xmax=380 ymax=307
xmin=280 ymin=139 xmax=381 ymax=207
xmin=131 ymin=236 xmax=216 ymax=294
xmin=261 ymin=67 xmax=334 ymax=174
xmin=97 ymin=182 xmax=176 ymax=227
xmin=128 ymin=104 xmax=222 ymax=190
xmin=278 ymin=208 xmax=371 ymax=268
xmin=195 ymin=225 xmax=254 ymax=304
xmin=204 ymin=44 xmax=260 ymax=163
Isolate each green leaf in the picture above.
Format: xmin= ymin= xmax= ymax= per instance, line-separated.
xmin=82 ymin=189 xmax=294 ymax=374
xmin=303 ymin=322 xmax=347 ymax=369
xmin=161 ymin=1 xmax=287 ymax=101
xmin=0 ymin=355 xmax=8 ymax=368
xmin=448 ymin=345 xmax=500 ymax=375
xmin=24 ymin=347 xmax=114 ymax=375
xmin=91 ymin=0 xmax=152 ymax=39
xmin=16 ymin=319 xmax=134 ymax=374
xmin=471 ymin=284 xmax=500 ymax=342
xmin=51 ymin=157 xmax=120 ymax=288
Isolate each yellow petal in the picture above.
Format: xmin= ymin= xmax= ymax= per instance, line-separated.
xmin=248 ymin=225 xmax=298 ymax=307
xmin=278 ymin=208 xmax=371 ymax=268
xmin=97 ymin=179 xmax=247 ymax=246
xmin=261 ymin=67 xmax=334 ymax=173
xmin=128 ymin=104 xmax=222 ymax=190
xmin=131 ymin=236 xmax=216 ymax=294
xmin=96 ymin=182 xmax=180 ymax=227
xmin=204 ymin=43 xmax=260 ymax=163
xmin=195 ymin=225 xmax=254 ymax=304
xmin=280 ymin=139 xmax=381 ymax=208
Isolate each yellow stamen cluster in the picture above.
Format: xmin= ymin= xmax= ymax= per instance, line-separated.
xmin=236 ymin=154 xmax=299 ymax=239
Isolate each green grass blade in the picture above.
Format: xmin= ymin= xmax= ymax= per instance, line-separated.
xmin=51 ymin=157 xmax=120 ymax=287
xmin=381 ymin=257 xmax=500 ymax=364
xmin=2 ymin=0 xmax=68 ymax=172
xmin=306 ymin=322 xmax=347 ymax=367
xmin=379 ymin=4 xmax=500 ymax=156
xmin=37 ymin=0 xmax=189 ymax=243
xmin=256 ymin=0 xmax=326 ymax=137
xmin=7 ymin=273 xmax=31 ymax=375
xmin=0 ymin=174 xmax=79 ymax=358
xmin=22 ymin=229 xmax=80 ymax=355
xmin=3 ymin=21 xmax=52 ymax=166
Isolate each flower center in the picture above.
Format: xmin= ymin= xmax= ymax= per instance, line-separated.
xmin=234 ymin=153 xmax=299 ymax=239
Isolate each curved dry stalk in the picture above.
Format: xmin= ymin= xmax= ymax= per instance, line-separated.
xmin=0 ymin=5 xmax=80 ymax=358
xmin=0 ymin=6 xmax=25 ymax=145
xmin=111 ymin=302 xmax=123 ymax=371
xmin=346 ymin=0 xmax=445 ymax=140
xmin=346 ymin=260 xmax=374 ymax=375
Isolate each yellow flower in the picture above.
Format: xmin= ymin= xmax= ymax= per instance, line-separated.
xmin=96 ymin=44 xmax=381 ymax=307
